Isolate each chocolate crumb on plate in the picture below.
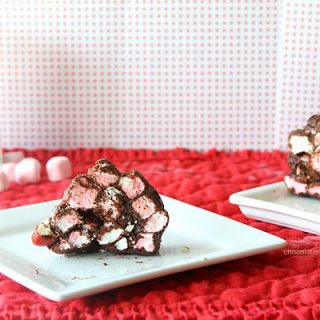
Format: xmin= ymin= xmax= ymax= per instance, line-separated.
xmin=181 ymin=246 xmax=190 ymax=253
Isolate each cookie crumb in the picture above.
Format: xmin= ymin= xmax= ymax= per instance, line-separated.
xmin=182 ymin=246 xmax=190 ymax=253
xmin=71 ymin=275 xmax=96 ymax=280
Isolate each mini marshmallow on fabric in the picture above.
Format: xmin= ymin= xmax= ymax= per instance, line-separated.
xmin=1 ymin=162 xmax=16 ymax=182
xmin=15 ymin=158 xmax=42 ymax=184
xmin=3 ymin=151 xmax=24 ymax=164
xmin=46 ymin=156 xmax=72 ymax=182
xmin=0 ymin=171 xmax=10 ymax=192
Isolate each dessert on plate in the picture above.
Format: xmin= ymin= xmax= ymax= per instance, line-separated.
xmin=285 ymin=113 xmax=320 ymax=198
xmin=32 ymin=159 xmax=169 ymax=255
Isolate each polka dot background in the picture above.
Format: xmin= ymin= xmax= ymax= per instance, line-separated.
xmin=0 ymin=0 xmax=318 ymax=150
xmin=275 ymin=0 xmax=320 ymax=150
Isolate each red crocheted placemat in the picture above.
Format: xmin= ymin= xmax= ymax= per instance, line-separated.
xmin=0 ymin=149 xmax=319 ymax=319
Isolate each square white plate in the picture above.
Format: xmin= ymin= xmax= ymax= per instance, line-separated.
xmin=229 ymin=182 xmax=320 ymax=235
xmin=0 ymin=195 xmax=286 ymax=301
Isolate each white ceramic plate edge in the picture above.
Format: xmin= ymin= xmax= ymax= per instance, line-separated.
xmin=0 ymin=196 xmax=287 ymax=301
xmin=229 ymin=182 xmax=320 ymax=235
xmin=2 ymin=242 xmax=285 ymax=302
xmin=229 ymin=182 xmax=320 ymax=223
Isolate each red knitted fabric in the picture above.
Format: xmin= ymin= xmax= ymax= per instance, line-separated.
xmin=0 ymin=148 xmax=319 ymax=320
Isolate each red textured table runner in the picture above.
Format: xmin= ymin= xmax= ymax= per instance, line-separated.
xmin=0 ymin=148 xmax=319 ymax=319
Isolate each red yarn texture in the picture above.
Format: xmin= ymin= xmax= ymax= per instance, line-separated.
xmin=0 ymin=148 xmax=319 ymax=320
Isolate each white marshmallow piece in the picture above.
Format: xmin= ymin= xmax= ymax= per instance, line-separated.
xmin=284 ymin=175 xmax=307 ymax=195
xmin=1 ymin=162 xmax=16 ymax=182
xmin=0 ymin=171 xmax=10 ymax=192
xmin=3 ymin=151 xmax=24 ymax=164
xmin=311 ymin=149 xmax=320 ymax=173
xmin=289 ymin=135 xmax=313 ymax=155
xmin=46 ymin=156 xmax=72 ymax=182
xmin=15 ymin=158 xmax=42 ymax=184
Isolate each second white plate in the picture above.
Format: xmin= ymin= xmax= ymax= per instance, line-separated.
xmin=0 ymin=195 xmax=286 ymax=301
xmin=229 ymin=182 xmax=320 ymax=235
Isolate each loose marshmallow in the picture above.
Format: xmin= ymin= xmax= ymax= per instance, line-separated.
xmin=46 ymin=156 xmax=72 ymax=182
xmin=1 ymin=162 xmax=16 ymax=182
xmin=0 ymin=171 xmax=10 ymax=192
xmin=3 ymin=151 xmax=24 ymax=164
xmin=15 ymin=158 xmax=42 ymax=184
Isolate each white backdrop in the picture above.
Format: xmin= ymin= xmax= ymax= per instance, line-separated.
xmin=0 ymin=0 xmax=319 ymax=150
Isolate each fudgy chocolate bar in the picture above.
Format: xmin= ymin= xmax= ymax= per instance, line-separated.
xmin=32 ymin=159 xmax=169 ymax=255
xmin=284 ymin=113 xmax=320 ymax=199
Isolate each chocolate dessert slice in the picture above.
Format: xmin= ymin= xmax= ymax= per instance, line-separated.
xmin=284 ymin=113 xmax=320 ymax=199
xmin=32 ymin=159 xmax=169 ymax=255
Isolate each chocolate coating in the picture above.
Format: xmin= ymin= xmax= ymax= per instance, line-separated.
xmin=32 ymin=159 xmax=169 ymax=255
xmin=286 ymin=113 xmax=320 ymax=198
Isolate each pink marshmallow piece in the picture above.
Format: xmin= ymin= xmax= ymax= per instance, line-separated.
xmin=46 ymin=156 xmax=72 ymax=182
xmin=1 ymin=162 xmax=16 ymax=182
xmin=15 ymin=158 xmax=42 ymax=184
xmin=0 ymin=171 xmax=10 ymax=192
xmin=3 ymin=151 xmax=24 ymax=164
